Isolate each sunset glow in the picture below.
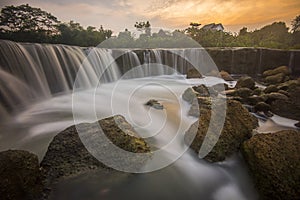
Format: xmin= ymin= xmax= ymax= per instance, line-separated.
xmin=1 ymin=0 xmax=300 ymax=33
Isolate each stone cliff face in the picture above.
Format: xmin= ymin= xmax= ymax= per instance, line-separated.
xmin=112 ymin=48 xmax=300 ymax=76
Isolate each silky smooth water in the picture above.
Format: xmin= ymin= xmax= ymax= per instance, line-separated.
xmin=0 ymin=74 xmax=258 ymax=200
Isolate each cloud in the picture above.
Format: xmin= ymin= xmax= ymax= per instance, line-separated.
xmin=0 ymin=0 xmax=299 ymax=33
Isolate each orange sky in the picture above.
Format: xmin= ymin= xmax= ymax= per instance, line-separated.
xmin=1 ymin=0 xmax=300 ymax=33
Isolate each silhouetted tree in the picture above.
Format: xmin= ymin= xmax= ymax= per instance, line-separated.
xmin=291 ymin=15 xmax=300 ymax=32
xmin=0 ymin=4 xmax=59 ymax=42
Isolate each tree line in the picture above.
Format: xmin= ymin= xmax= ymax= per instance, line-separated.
xmin=0 ymin=4 xmax=112 ymax=46
xmin=0 ymin=4 xmax=299 ymax=49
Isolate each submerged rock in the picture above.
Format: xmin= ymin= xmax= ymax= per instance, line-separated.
xmin=0 ymin=150 xmax=42 ymax=200
xmin=145 ymin=99 xmax=164 ymax=110
xmin=185 ymin=100 xmax=258 ymax=162
xmin=241 ymin=130 xmax=300 ymax=200
xmin=235 ymin=76 xmax=256 ymax=90
xmin=186 ymin=68 xmax=202 ymax=79
xmin=41 ymin=115 xmax=151 ymax=186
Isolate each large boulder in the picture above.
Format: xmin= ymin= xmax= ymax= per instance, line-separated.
xmin=41 ymin=115 xmax=151 ymax=185
xmin=185 ymin=99 xmax=258 ymax=162
xmin=268 ymin=80 xmax=300 ymax=121
xmin=235 ymin=76 xmax=256 ymax=90
xmin=241 ymin=130 xmax=300 ymax=200
xmin=0 ymin=150 xmax=42 ymax=200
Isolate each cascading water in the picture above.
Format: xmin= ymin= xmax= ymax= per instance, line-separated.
xmin=3 ymin=39 xmax=287 ymax=200
xmin=0 ymin=40 xmax=121 ymax=117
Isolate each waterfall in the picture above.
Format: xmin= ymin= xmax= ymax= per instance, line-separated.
xmin=0 ymin=40 xmax=121 ymax=116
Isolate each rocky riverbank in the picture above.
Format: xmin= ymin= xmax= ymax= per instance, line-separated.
xmin=0 ymin=115 xmax=151 ymax=200
xmin=182 ymin=65 xmax=300 ymax=199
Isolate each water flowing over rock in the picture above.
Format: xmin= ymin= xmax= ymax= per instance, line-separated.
xmin=0 ymin=150 xmax=42 ymax=200
xmin=185 ymin=100 xmax=258 ymax=162
xmin=241 ymin=130 xmax=300 ymax=200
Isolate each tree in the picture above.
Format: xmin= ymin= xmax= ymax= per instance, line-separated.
xmin=0 ymin=4 xmax=59 ymax=35
xmin=291 ymin=15 xmax=300 ymax=32
xmin=134 ymin=21 xmax=151 ymax=36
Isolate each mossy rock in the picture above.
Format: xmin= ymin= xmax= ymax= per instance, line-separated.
xmin=41 ymin=115 xmax=151 ymax=186
xmin=0 ymin=150 xmax=42 ymax=200
xmin=265 ymin=73 xmax=286 ymax=84
xmin=185 ymin=100 xmax=258 ymax=162
xmin=235 ymin=76 xmax=256 ymax=90
xmin=263 ymin=65 xmax=290 ymax=77
xmin=241 ymin=130 xmax=300 ymax=200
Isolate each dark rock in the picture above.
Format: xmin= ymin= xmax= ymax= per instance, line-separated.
xmin=145 ymin=99 xmax=164 ymax=110
xmin=263 ymin=85 xmax=279 ymax=94
xmin=0 ymin=150 xmax=42 ymax=200
xmin=235 ymin=76 xmax=256 ymax=90
xmin=277 ymin=89 xmax=289 ymax=97
xmin=241 ymin=130 xmax=300 ymax=200
xmin=212 ymin=83 xmax=229 ymax=92
xmin=188 ymin=97 xmax=212 ymax=117
xmin=252 ymin=88 xmax=263 ymax=96
xmin=264 ymin=92 xmax=289 ymax=103
xmin=187 ymin=68 xmax=202 ymax=79
xmin=265 ymin=73 xmax=286 ymax=84
xmin=295 ymin=121 xmax=300 ymax=128
xmin=41 ymin=115 xmax=151 ymax=185
xmin=246 ymin=95 xmax=265 ymax=105
xmin=192 ymin=84 xmax=218 ymax=97
xmin=192 ymin=85 xmax=210 ymax=97
xmin=254 ymin=102 xmax=271 ymax=112
xmin=263 ymin=65 xmax=290 ymax=77
xmin=235 ymin=88 xmax=253 ymax=99
xmin=277 ymin=79 xmax=300 ymax=91
xmin=182 ymin=88 xmax=197 ymax=104
xmin=219 ymin=70 xmax=234 ymax=81
xmin=185 ymin=100 xmax=258 ymax=162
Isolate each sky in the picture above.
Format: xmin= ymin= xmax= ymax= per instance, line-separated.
xmin=1 ymin=0 xmax=300 ymax=34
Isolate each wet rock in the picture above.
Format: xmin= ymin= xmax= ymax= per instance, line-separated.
xmin=212 ymin=83 xmax=229 ymax=92
xmin=0 ymin=150 xmax=42 ymax=200
xmin=254 ymin=102 xmax=271 ymax=113
xmin=41 ymin=115 xmax=151 ymax=186
xmin=263 ymin=65 xmax=290 ymax=77
xmin=235 ymin=88 xmax=253 ymax=99
xmin=185 ymin=99 xmax=258 ymax=162
xmin=241 ymin=130 xmax=300 ymax=200
xmin=265 ymin=73 xmax=286 ymax=84
xmin=219 ymin=70 xmax=234 ymax=81
xmin=277 ymin=79 xmax=300 ymax=91
xmin=264 ymin=92 xmax=289 ymax=103
xmin=188 ymin=97 xmax=212 ymax=117
xmin=182 ymin=88 xmax=197 ymax=104
xmin=277 ymin=89 xmax=289 ymax=97
xmin=145 ymin=99 xmax=164 ymax=110
xmin=246 ymin=95 xmax=265 ymax=106
xmin=263 ymin=85 xmax=279 ymax=94
xmin=235 ymin=76 xmax=256 ymax=90
xmin=192 ymin=84 xmax=218 ymax=97
xmin=186 ymin=68 xmax=202 ymax=79
xmin=252 ymin=88 xmax=263 ymax=96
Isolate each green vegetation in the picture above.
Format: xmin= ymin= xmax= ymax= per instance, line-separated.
xmin=0 ymin=4 xmax=112 ymax=46
xmin=0 ymin=4 xmax=299 ymax=49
